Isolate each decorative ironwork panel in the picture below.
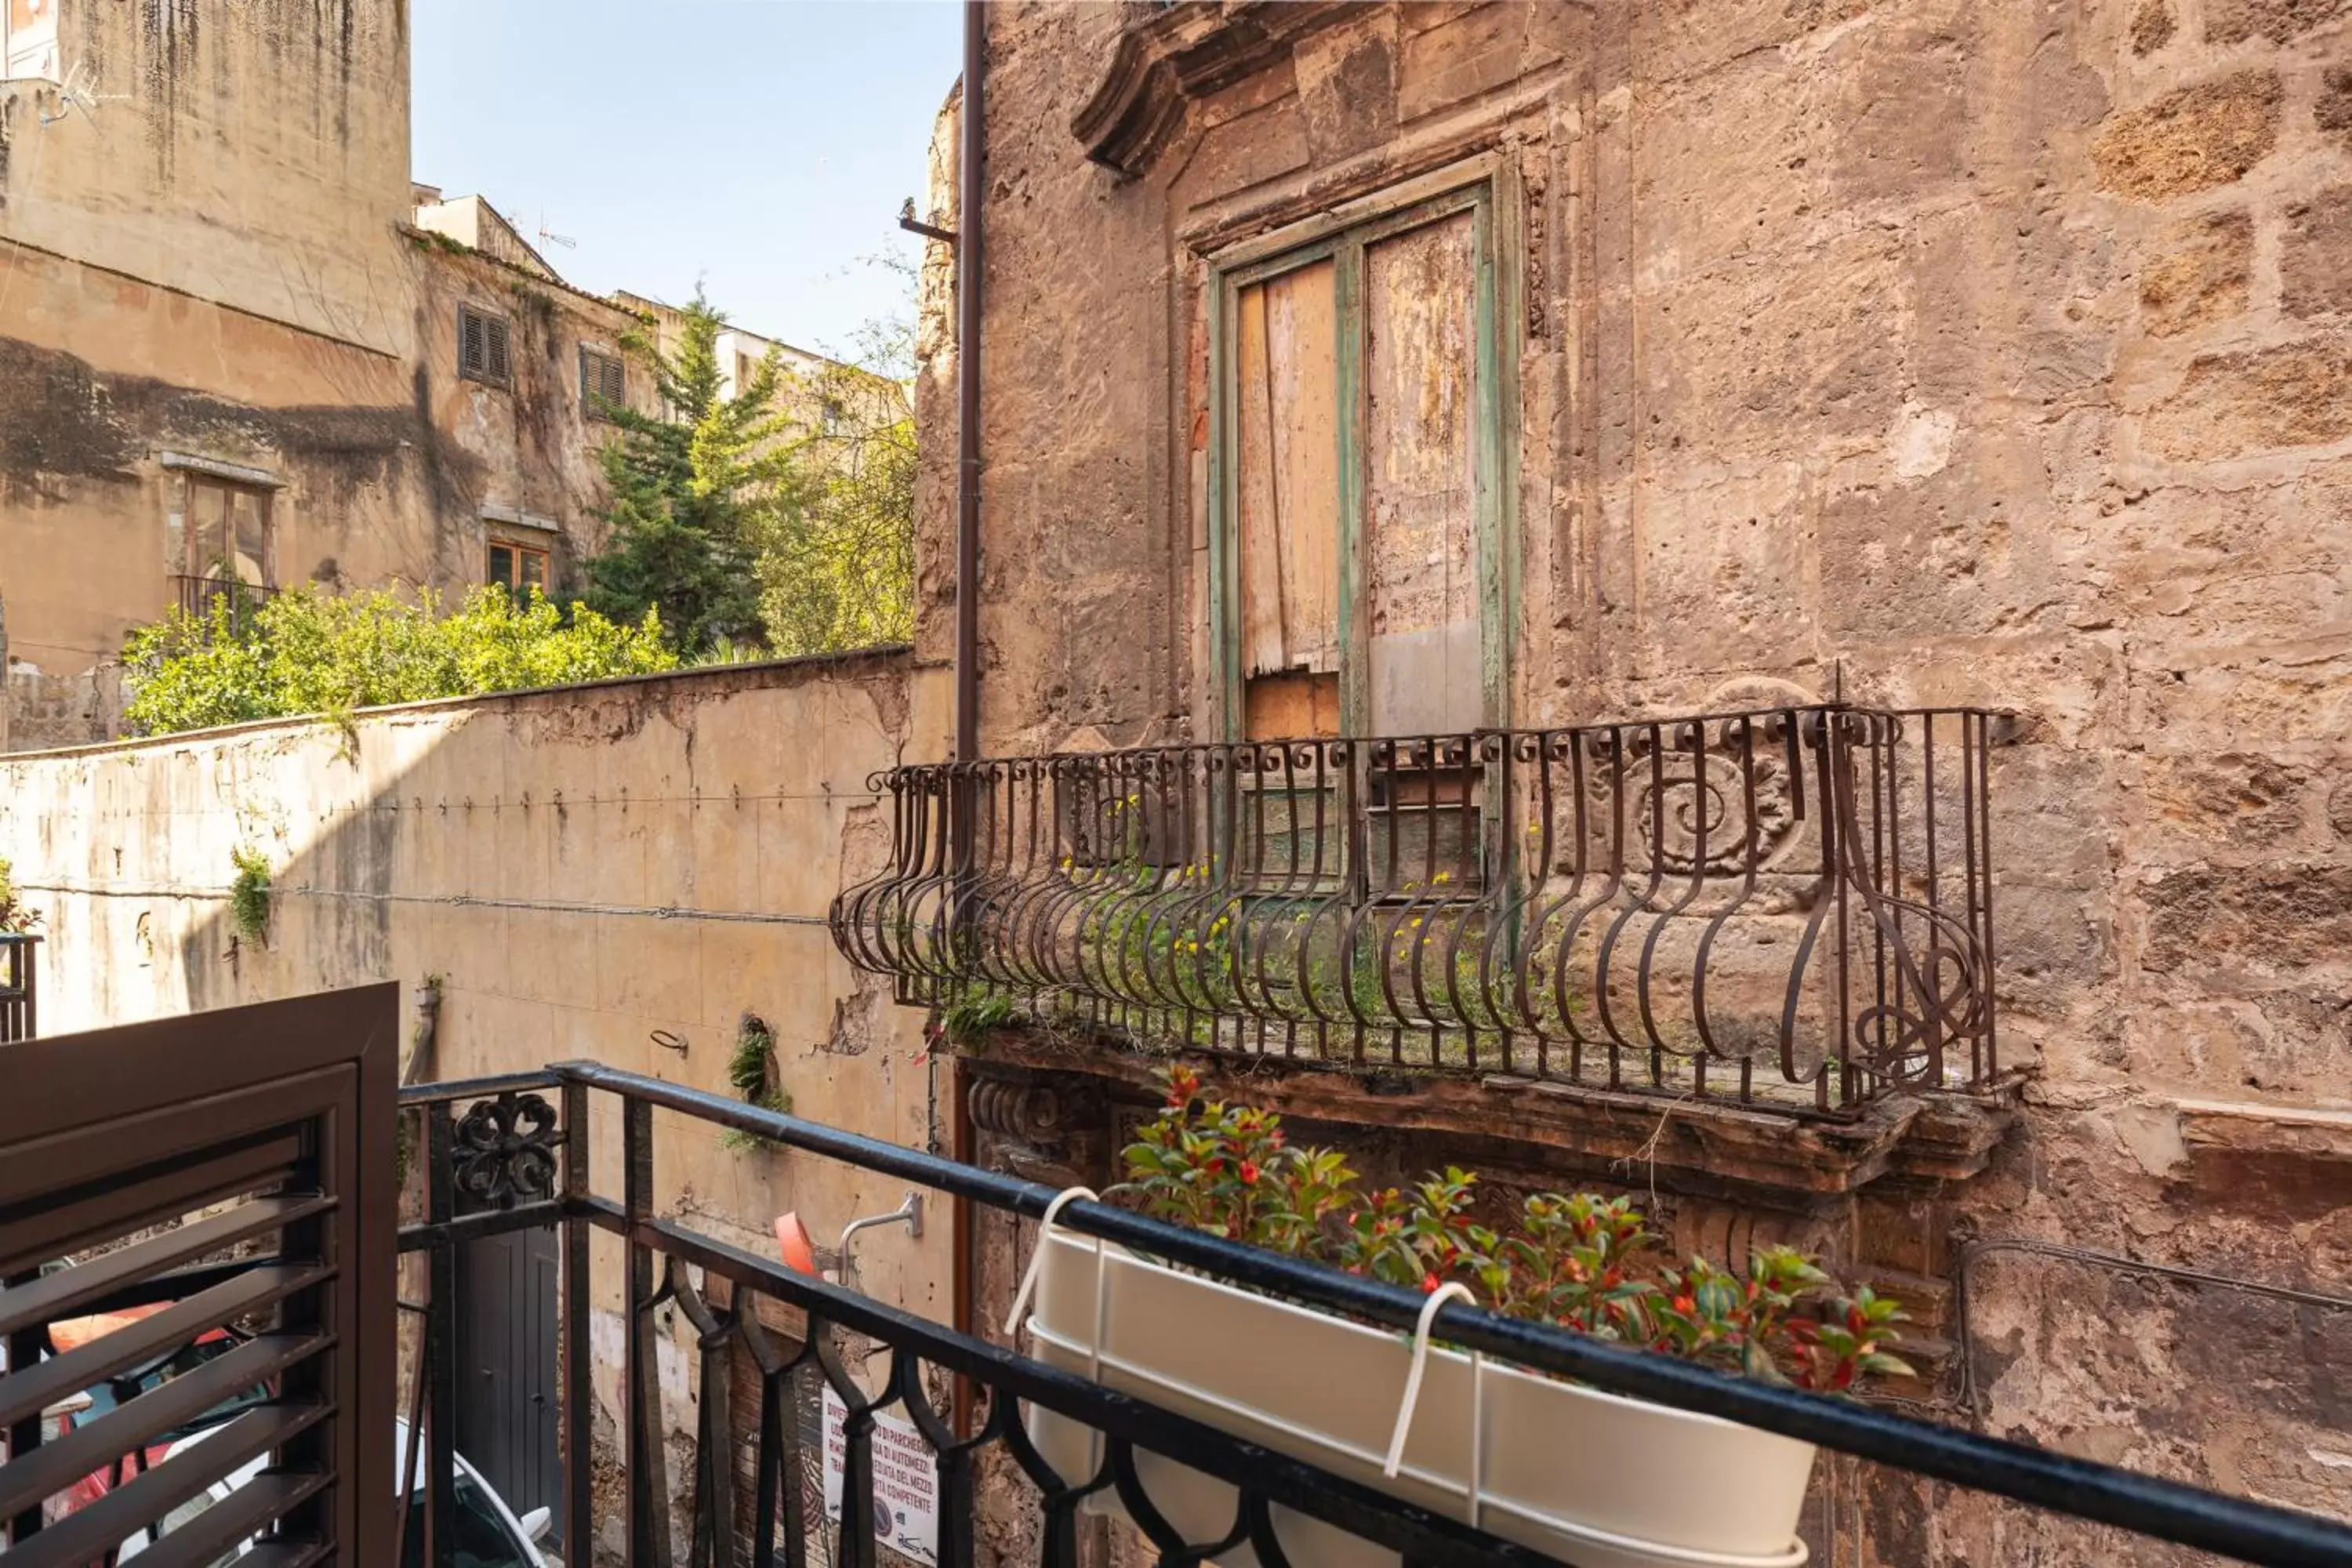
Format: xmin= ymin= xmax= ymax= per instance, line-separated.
xmin=829 ymin=704 xmax=2006 ymax=1115
xmin=450 ymin=1091 xmax=565 ymax=1212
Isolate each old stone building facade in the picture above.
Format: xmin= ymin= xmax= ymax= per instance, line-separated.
xmin=0 ymin=2 xmax=641 ymax=749
xmin=851 ymin=2 xmax=2352 ymax=1560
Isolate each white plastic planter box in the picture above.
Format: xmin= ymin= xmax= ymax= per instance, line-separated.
xmin=1022 ymin=1229 xmax=1816 ymax=1568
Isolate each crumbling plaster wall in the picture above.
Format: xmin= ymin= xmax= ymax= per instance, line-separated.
xmin=918 ymin=0 xmax=2352 ymax=1554
xmin=0 ymin=652 xmax=946 ymax=1551
xmin=0 ymin=233 xmax=636 ymax=747
xmin=0 ymin=2 xmax=632 ymax=749
xmin=2 ymin=0 xmax=414 ymax=355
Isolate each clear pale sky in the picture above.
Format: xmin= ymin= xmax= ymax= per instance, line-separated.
xmin=411 ymin=0 xmax=963 ymax=358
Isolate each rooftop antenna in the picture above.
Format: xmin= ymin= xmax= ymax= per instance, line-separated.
xmin=535 ymin=211 xmax=577 ymax=252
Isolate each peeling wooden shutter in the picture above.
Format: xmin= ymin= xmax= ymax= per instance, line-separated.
xmin=484 ymin=316 xmax=512 ymax=386
xmin=1363 ymin=210 xmax=1479 ymax=737
xmin=579 ymin=347 xmax=625 ymax=416
xmin=459 ymin=307 xmax=487 ymax=380
xmin=1236 ymin=258 xmax=1342 ymax=713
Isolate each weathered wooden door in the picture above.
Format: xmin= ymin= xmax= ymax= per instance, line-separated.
xmin=1220 ymin=164 xmax=1508 ymax=742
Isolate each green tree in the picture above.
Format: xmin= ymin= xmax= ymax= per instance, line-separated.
xmin=584 ymin=291 xmax=797 ymax=654
xmin=757 ymin=287 xmax=917 ymax=656
xmin=122 ymin=586 xmax=676 ymax=736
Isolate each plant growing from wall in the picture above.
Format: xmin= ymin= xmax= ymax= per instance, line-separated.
xmin=719 ymin=1012 xmax=790 ymax=1153
xmin=121 ymin=585 xmax=677 ymax=737
xmin=939 ymin=986 xmax=1019 ymax=1044
xmin=1114 ymin=1063 xmax=1911 ymax=1393
xmin=227 ymin=847 xmax=273 ymax=948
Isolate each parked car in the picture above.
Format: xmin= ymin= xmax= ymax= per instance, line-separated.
xmin=39 ymin=1307 xmax=255 ymax=1520
xmin=118 ymin=1418 xmax=554 ymax=1568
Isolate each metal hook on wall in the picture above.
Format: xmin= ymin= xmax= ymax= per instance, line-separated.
xmin=837 ymin=1191 xmax=924 ymax=1283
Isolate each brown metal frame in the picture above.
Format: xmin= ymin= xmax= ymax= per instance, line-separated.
xmin=0 ymin=985 xmax=399 ymax=1567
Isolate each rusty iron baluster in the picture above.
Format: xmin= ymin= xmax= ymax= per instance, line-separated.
xmin=1973 ymin=710 xmax=1999 ymax=1083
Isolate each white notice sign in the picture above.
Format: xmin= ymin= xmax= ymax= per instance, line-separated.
xmin=822 ymin=1386 xmax=939 ymax=1567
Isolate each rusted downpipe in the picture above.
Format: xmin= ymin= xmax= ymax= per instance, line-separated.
xmin=954 ymin=0 xmax=985 ymax=768
xmin=949 ymin=0 xmax=986 ymax=1438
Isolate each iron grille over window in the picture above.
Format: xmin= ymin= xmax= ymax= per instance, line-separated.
xmin=579 ymin=346 xmax=625 ymax=419
xmin=459 ymin=305 xmax=513 ymax=388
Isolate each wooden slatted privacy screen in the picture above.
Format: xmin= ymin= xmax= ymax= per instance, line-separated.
xmin=0 ymin=986 xmax=399 ymax=1568
xmin=1215 ymin=156 xmax=1509 ymax=743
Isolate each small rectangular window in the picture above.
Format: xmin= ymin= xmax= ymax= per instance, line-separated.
xmin=579 ymin=346 xmax=626 ymax=419
xmin=488 ymin=540 xmax=550 ymax=596
xmin=181 ymin=476 xmax=273 ymax=588
xmin=459 ymin=305 xmax=512 ymax=388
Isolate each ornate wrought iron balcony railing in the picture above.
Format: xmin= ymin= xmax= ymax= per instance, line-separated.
xmin=401 ymin=1063 xmax=2345 ymax=1568
xmin=832 ymin=705 xmax=2005 ymax=1114
xmin=6 ymin=998 xmax=2350 ymax=1568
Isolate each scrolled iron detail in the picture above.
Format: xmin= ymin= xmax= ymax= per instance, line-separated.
xmin=828 ymin=702 xmax=2003 ymax=1116
xmin=452 ymin=1091 xmax=564 ymax=1210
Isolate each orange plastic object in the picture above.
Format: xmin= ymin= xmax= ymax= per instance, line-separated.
xmin=774 ymin=1212 xmax=818 ymax=1276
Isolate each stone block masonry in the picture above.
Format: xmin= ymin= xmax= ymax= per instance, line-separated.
xmin=906 ymin=1 xmax=2352 ymax=1561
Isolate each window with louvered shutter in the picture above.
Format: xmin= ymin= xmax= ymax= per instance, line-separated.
xmin=579 ymin=347 xmax=626 ymax=420
xmin=485 ymin=317 xmax=511 ymax=384
xmin=458 ymin=305 xmax=512 ymax=388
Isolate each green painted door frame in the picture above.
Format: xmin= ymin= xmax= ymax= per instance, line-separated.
xmin=1203 ymin=152 xmax=1521 ymax=743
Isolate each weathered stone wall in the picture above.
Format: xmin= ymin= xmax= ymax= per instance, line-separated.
xmin=919 ymin=0 xmax=2352 ymax=1556
xmin=0 ymin=0 xmax=411 ymax=352
xmin=0 ymin=3 xmax=635 ymax=748
xmin=0 ymin=653 xmax=950 ymax=1559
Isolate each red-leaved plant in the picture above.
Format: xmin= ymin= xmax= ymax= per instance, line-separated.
xmin=1115 ymin=1064 xmax=1911 ymax=1393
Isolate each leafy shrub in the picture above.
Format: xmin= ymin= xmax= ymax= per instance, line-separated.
xmin=940 ymin=986 xmax=1019 ymax=1044
xmin=1116 ymin=1064 xmax=1911 ymax=1393
xmin=0 ymin=858 xmax=40 ymax=935
xmin=122 ymin=585 xmax=677 ymax=737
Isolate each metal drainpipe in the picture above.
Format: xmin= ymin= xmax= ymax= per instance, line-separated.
xmin=949 ymin=0 xmax=986 ymax=1439
xmin=954 ymin=0 xmax=985 ymax=767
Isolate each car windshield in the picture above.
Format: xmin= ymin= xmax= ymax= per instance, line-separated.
xmin=82 ymin=1338 xmax=270 ymax=1442
xmin=400 ymin=1472 xmax=533 ymax=1568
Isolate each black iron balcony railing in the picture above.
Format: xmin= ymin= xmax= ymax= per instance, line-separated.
xmin=8 ymin=999 xmax=2352 ymax=1568
xmin=394 ymin=1062 xmax=2350 ymax=1568
xmin=832 ymin=705 xmax=2005 ymax=1115
xmin=0 ymin=935 xmax=36 ymax=1044
xmin=171 ymin=575 xmax=278 ymax=636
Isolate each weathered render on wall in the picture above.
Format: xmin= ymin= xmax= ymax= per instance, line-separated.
xmin=0 ymin=653 xmax=945 ymax=1547
xmin=0 ymin=2 xmax=635 ymax=748
xmin=911 ymin=1 xmax=2352 ymax=1558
